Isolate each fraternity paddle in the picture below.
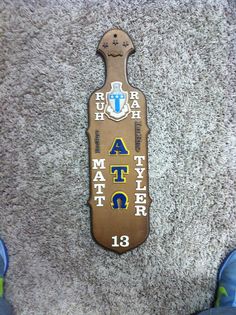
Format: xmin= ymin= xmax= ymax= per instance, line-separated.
xmin=87 ymin=29 xmax=151 ymax=254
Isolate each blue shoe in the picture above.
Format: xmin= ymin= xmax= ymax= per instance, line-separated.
xmin=0 ymin=240 xmax=9 ymax=277
xmin=0 ymin=240 xmax=14 ymax=315
xmin=0 ymin=239 xmax=9 ymax=298
xmin=215 ymin=249 xmax=236 ymax=308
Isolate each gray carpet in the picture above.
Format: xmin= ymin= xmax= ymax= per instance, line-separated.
xmin=1 ymin=0 xmax=236 ymax=314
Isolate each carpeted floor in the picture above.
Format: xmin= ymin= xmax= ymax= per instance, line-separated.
xmin=1 ymin=1 xmax=236 ymax=314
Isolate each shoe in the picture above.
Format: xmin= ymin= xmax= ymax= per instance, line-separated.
xmin=0 ymin=240 xmax=9 ymax=278
xmin=0 ymin=239 xmax=9 ymax=298
xmin=0 ymin=240 xmax=13 ymax=315
xmin=215 ymin=249 xmax=236 ymax=307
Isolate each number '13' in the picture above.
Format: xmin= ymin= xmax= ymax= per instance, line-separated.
xmin=112 ymin=235 xmax=129 ymax=247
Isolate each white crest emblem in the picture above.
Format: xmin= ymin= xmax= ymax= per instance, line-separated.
xmin=105 ymin=82 xmax=130 ymax=121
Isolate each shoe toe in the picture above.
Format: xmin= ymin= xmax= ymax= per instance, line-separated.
xmin=0 ymin=240 xmax=9 ymax=276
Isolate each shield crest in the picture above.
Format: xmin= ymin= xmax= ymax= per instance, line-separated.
xmin=105 ymin=82 xmax=130 ymax=121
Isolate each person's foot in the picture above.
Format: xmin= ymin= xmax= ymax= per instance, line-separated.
xmin=215 ymin=249 xmax=236 ymax=308
xmin=0 ymin=239 xmax=9 ymax=298
xmin=0 ymin=239 xmax=9 ymax=275
xmin=0 ymin=239 xmax=14 ymax=315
